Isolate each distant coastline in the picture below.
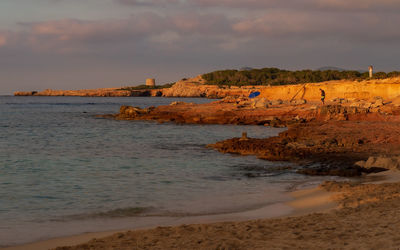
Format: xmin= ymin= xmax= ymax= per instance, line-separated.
xmin=14 ymin=67 xmax=400 ymax=99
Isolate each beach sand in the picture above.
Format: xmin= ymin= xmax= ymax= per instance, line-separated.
xmin=57 ymin=172 xmax=400 ymax=249
xmin=4 ymin=172 xmax=400 ymax=250
xmin=2 ymin=184 xmax=337 ymax=250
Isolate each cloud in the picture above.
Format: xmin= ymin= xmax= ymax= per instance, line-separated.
xmin=114 ymin=0 xmax=400 ymax=11
xmin=198 ymin=0 xmax=400 ymax=11
xmin=0 ymin=35 xmax=7 ymax=47
xmin=0 ymin=6 xmax=399 ymax=56
xmin=2 ymin=0 xmax=400 ymax=95
xmin=27 ymin=13 xmax=166 ymax=42
xmin=114 ymin=0 xmax=181 ymax=6
xmin=303 ymin=0 xmax=400 ymax=11
xmin=0 ymin=11 xmax=233 ymax=54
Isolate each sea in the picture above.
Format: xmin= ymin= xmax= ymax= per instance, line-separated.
xmin=0 ymin=96 xmax=343 ymax=247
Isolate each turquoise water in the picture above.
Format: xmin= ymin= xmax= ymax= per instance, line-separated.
xmin=0 ymin=96 xmax=338 ymax=246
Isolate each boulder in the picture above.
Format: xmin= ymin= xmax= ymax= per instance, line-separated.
xmin=119 ymin=106 xmax=142 ymax=117
xmin=371 ymin=98 xmax=384 ymax=108
xmin=290 ymin=99 xmax=307 ymax=105
xmin=270 ymin=99 xmax=284 ymax=105
xmin=221 ymin=96 xmax=237 ymax=103
xmin=355 ymin=156 xmax=400 ymax=171
xmin=251 ymin=98 xmax=270 ymax=108
xmin=119 ymin=105 xmax=153 ymax=118
xmin=331 ymin=98 xmax=347 ymax=104
xmin=170 ymin=101 xmax=186 ymax=106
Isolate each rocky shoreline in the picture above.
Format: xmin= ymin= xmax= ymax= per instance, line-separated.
xmin=14 ymin=76 xmax=400 ymax=102
xmin=13 ymin=79 xmax=400 ymax=250
xmin=13 ymin=88 xmax=159 ymax=97
xmin=101 ymin=91 xmax=400 ymax=177
xmin=208 ymin=120 xmax=399 ymax=177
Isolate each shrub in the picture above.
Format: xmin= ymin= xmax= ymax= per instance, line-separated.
xmin=202 ymin=68 xmax=392 ymax=86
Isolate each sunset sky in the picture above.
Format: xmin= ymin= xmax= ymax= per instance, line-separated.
xmin=1 ymin=0 xmax=400 ymax=94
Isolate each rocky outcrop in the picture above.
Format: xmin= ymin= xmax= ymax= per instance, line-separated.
xmin=106 ymin=99 xmax=314 ymax=126
xmin=161 ymin=76 xmax=257 ymax=98
xmin=258 ymin=78 xmax=400 ymax=102
xmin=355 ymin=156 xmax=400 ymax=171
xmin=208 ymin=120 xmax=400 ymax=177
xmin=14 ymin=91 xmax=38 ymax=96
xmin=109 ymin=96 xmax=400 ymax=126
xmin=14 ymin=88 xmax=159 ymax=97
xmin=14 ymin=76 xmax=400 ymax=101
xmin=161 ymin=76 xmax=400 ymax=102
xmin=118 ymin=105 xmax=155 ymax=119
xmin=100 ymin=91 xmax=400 ymax=177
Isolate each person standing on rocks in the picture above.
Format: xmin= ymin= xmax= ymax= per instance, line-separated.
xmin=320 ymin=88 xmax=326 ymax=105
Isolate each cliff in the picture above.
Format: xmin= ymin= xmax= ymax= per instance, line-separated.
xmin=258 ymin=77 xmax=400 ymax=102
xmin=162 ymin=76 xmax=400 ymax=102
xmin=14 ymin=76 xmax=400 ymax=101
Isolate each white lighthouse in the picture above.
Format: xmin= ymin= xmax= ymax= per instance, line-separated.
xmin=368 ymin=65 xmax=373 ymax=78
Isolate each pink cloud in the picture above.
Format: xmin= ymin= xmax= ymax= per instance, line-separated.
xmin=0 ymin=35 xmax=7 ymax=47
xmin=231 ymin=10 xmax=400 ymax=42
xmin=0 ymin=12 xmax=231 ymax=54
xmin=1 ymin=7 xmax=399 ymax=55
xmin=170 ymin=12 xmax=231 ymax=34
xmin=192 ymin=0 xmax=400 ymax=11
xmin=115 ymin=0 xmax=400 ymax=11
xmin=307 ymin=0 xmax=400 ymax=10
xmin=28 ymin=14 xmax=165 ymax=43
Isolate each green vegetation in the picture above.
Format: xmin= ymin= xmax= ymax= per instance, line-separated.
xmin=119 ymin=83 xmax=175 ymax=91
xmin=202 ymin=68 xmax=400 ymax=86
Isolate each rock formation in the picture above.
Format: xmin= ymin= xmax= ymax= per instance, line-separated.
xmin=103 ymin=88 xmax=400 ymax=177
xmin=14 ymin=76 xmax=400 ymax=102
xmin=14 ymin=88 xmax=159 ymax=97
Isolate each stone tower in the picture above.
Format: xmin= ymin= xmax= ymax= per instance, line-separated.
xmin=146 ymin=78 xmax=156 ymax=87
xmin=369 ymin=65 xmax=373 ymax=78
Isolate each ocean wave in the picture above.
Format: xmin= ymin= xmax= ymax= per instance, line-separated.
xmin=58 ymin=207 xmax=153 ymax=221
xmin=229 ymin=164 xmax=297 ymax=178
xmin=52 ymin=200 xmax=287 ymax=222
xmin=233 ymin=164 xmax=295 ymax=172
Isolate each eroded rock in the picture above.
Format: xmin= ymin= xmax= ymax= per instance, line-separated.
xmin=355 ymin=156 xmax=400 ymax=171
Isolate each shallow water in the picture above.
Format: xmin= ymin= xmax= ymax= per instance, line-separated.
xmin=0 ymin=96 xmax=340 ymax=246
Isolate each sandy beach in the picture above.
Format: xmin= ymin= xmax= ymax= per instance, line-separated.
xmin=54 ymin=172 xmax=400 ymax=249
xmin=2 ymin=183 xmax=338 ymax=250
xmin=4 ymin=170 xmax=400 ymax=250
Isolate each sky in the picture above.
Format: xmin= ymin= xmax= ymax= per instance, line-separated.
xmin=1 ymin=0 xmax=400 ymax=94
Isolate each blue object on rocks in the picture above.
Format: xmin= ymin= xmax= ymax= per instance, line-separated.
xmin=249 ymin=91 xmax=260 ymax=98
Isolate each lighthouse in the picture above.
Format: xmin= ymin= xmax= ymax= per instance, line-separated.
xmin=368 ymin=65 xmax=373 ymax=78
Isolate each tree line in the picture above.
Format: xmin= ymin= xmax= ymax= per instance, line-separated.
xmin=202 ymin=68 xmax=400 ymax=86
